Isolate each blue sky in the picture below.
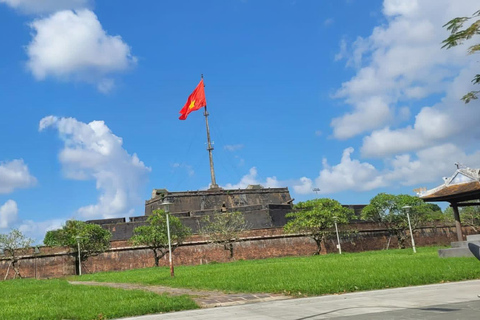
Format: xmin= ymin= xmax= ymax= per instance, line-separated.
xmin=1 ymin=0 xmax=479 ymax=242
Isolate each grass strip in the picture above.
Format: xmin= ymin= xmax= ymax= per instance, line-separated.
xmin=0 ymin=279 xmax=198 ymax=320
xmin=77 ymin=246 xmax=480 ymax=296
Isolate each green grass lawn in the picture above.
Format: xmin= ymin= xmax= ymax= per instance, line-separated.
xmin=77 ymin=246 xmax=480 ymax=296
xmin=0 ymin=279 xmax=198 ymax=320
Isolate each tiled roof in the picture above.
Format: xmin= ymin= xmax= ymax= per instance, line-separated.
xmin=420 ymin=181 xmax=480 ymax=203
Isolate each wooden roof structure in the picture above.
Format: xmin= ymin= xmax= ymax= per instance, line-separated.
xmin=419 ymin=165 xmax=480 ymax=241
xmin=420 ymin=180 xmax=480 ymax=203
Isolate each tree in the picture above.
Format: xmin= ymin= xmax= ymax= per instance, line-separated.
xmin=0 ymin=229 xmax=33 ymax=279
xmin=445 ymin=203 xmax=480 ymax=232
xmin=442 ymin=9 xmax=480 ymax=103
xmin=131 ymin=210 xmax=191 ymax=267
xmin=361 ymin=193 xmax=434 ymax=249
xmin=284 ymin=198 xmax=353 ymax=255
xmin=423 ymin=203 xmax=451 ymax=224
xmin=44 ymin=220 xmax=111 ymax=272
xmin=201 ymin=211 xmax=248 ymax=259
xmin=459 ymin=205 xmax=480 ymax=232
xmin=425 ymin=203 xmax=442 ymax=213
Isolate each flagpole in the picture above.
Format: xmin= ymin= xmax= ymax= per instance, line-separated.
xmin=202 ymin=75 xmax=219 ymax=189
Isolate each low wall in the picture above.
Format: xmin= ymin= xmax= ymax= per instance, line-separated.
xmin=0 ymin=224 xmax=472 ymax=280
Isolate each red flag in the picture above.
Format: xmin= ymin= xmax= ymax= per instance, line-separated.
xmin=179 ymin=79 xmax=207 ymax=120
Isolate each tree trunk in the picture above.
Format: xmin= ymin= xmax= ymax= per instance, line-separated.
xmin=397 ymin=232 xmax=407 ymax=249
xmin=153 ymin=250 xmax=160 ymax=267
xmin=223 ymin=242 xmax=234 ymax=259
xmin=313 ymin=238 xmax=322 ymax=255
xmin=385 ymin=235 xmax=392 ymax=250
xmin=229 ymin=242 xmax=234 ymax=259
xmin=4 ymin=261 xmax=11 ymax=280
xmin=12 ymin=259 xmax=22 ymax=279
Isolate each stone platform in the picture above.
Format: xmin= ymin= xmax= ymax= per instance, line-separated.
xmin=438 ymin=234 xmax=480 ymax=258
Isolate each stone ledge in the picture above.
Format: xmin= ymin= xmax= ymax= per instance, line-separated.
xmin=438 ymin=247 xmax=473 ymax=258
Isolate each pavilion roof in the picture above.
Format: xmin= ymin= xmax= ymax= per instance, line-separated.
xmin=418 ymin=165 xmax=480 ymax=203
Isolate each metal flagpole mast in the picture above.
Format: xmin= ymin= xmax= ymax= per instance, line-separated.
xmin=202 ymin=75 xmax=219 ymax=189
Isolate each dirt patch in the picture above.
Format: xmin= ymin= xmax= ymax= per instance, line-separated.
xmin=68 ymin=281 xmax=291 ymax=308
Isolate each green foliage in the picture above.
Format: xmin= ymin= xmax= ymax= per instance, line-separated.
xmin=442 ymin=9 xmax=480 ymax=103
xmin=0 ymin=279 xmax=198 ymax=320
xmin=78 ymin=247 xmax=480 ymax=297
xmin=361 ymin=193 xmax=438 ymax=249
xmin=0 ymin=229 xmax=33 ymax=256
xmin=422 ymin=203 xmax=450 ymax=223
xmin=445 ymin=203 xmax=480 ymax=232
xmin=43 ymin=229 xmax=63 ymax=247
xmin=131 ymin=210 xmax=191 ymax=266
xmin=201 ymin=211 xmax=248 ymax=259
xmin=460 ymin=205 xmax=480 ymax=232
xmin=425 ymin=209 xmax=452 ymax=224
xmin=284 ymin=198 xmax=353 ymax=254
xmin=43 ymin=220 xmax=111 ymax=262
xmin=425 ymin=203 xmax=442 ymax=212
xmin=0 ymin=229 xmax=33 ymax=279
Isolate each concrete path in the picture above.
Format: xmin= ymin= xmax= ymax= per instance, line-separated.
xmin=114 ymin=280 xmax=480 ymax=320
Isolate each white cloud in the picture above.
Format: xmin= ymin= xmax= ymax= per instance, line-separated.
xmin=311 ymin=0 xmax=480 ymax=194
xmin=97 ymin=78 xmax=115 ymax=94
xmin=224 ymin=144 xmax=244 ymax=152
xmin=334 ymin=38 xmax=348 ymax=62
xmin=292 ymin=144 xmax=480 ymax=196
xmin=26 ymin=9 xmax=137 ymax=92
xmin=0 ymin=0 xmax=90 ymax=14
xmin=39 ymin=116 xmax=151 ymax=219
xmin=361 ymin=66 xmax=480 ymax=158
xmin=18 ymin=218 xmax=64 ymax=244
xmin=314 ymin=148 xmax=387 ymax=194
xmin=172 ymin=163 xmax=195 ymax=177
xmin=265 ymin=176 xmax=282 ymax=188
xmin=0 ymin=199 xmax=65 ymax=243
xmin=384 ymin=144 xmax=480 ymax=186
xmin=332 ymin=0 xmax=479 ymax=139
xmin=0 ymin=200 xmax=18 ymax=229
xmin=0 ymin=198 xmax=65 ymax=243
xmin=223 ymin=167 xmax=281 ymax=189
xmin=235 ymin=155 xmax=245 ymax=166
xmin=383 ymin=0 xmax=419 ymax=17
xmin=0 ymin=159 xmax=37 ymax=194
xmin=331 ymin=95 xmax=393 ymax=139
xmin=292 ymin=177 xmax=313 ymax=194
xmin=324 ymin=18 xmax=334 ymax=27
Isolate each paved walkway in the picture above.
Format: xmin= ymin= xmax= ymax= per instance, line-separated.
xmin=69 ymin=281 xmax=290 ymax=308
xmin=102 ymin=280 xmax=480 ymax=320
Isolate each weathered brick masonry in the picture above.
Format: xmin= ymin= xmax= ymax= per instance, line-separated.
xmin=91 ymin=188 xmax=296 ymax=241
xmin=0 ymin=223 xmax=471 ymax=280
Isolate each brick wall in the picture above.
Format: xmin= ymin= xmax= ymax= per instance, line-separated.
xmin=0 ymin=224 xmax=472 ymax=280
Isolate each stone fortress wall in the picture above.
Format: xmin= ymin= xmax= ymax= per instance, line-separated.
xmin=86 ymin=186 xmax=367 ymax=240
xmin=88 ymin=187 xmax=296 ymax=240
